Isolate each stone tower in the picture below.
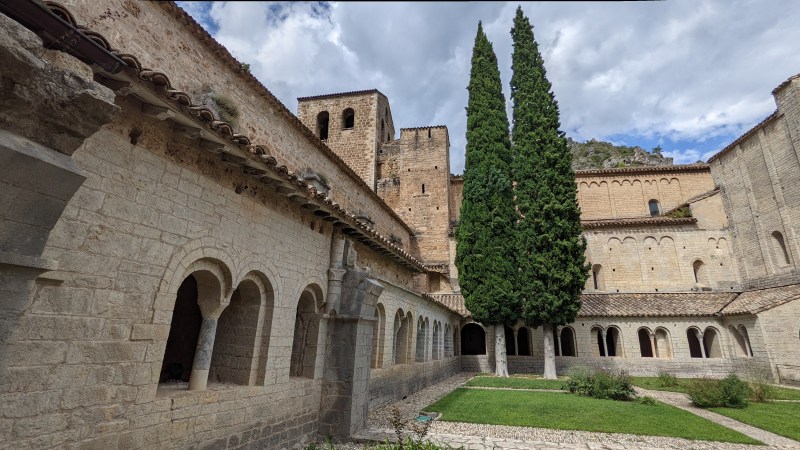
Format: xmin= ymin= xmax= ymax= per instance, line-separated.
xmin=298 ymin=90 xmax=395 ymax=190
xmin=377 ymin=126 xmax=452 ymax=288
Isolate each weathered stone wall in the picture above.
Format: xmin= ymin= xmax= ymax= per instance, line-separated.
xmin=583 ymin=224 xmax=741 ymax=293
xmin=709 ymin=77 xmax=800 ymax=290
xmin=297 ymin=91 xmax=392 ymax=191
xmin=576 ymin=168 xmax=714 ymax=220
xmin=376 ymin=127 xmax=451 ymax=264
xmin=756 ymin=299 xmax=800 ymax=384
xmin=58 ymin=0 xmax=413 ymax=251
xmin=448 ymin=176 xmax=463 ymax=223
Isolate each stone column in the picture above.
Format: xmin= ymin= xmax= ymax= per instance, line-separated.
xmin=601 ymin=329 xmax=609 ymax=357
xmin=318 ymin=268 xmax=384 ymax=439
xmin=649 ymin=333 xmax=657 ymax=358
xmin=513 ymin=329 xmax=519 ymax=356
xmin=698 ymin=330 xmax=707 ymax=359
xmin=188 ymin=317 xmax=219 ymax=390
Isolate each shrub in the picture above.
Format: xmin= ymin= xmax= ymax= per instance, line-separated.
xmin=562 ymin=367 xmax=636 ymax=401
xmin=636 ymin=395 xmax=657 ymax=406
xmin=657 ymin=370 xmax=679 ymax=388
xmin=742 ymin=363 xmax=776 ymax=403
xmin=687 ymin=374 xmax=750 ymax=408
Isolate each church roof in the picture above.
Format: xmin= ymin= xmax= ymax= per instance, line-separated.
xmin=574 ymin=163 xmax=709 ymax=177
xmin=721 ymin=283 xmax=800 ymax=315
xmin=581 ymin=216 xmax=697 ymax=229
xmin=579 ymin=292 xmax=737 ymax=317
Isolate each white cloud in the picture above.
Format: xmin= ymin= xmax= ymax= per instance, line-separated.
xmin=180 ymin=1 xmax=800 ymax=173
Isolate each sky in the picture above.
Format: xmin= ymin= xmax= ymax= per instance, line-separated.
xmin=176 ymin=1 xmax=800 ymax=174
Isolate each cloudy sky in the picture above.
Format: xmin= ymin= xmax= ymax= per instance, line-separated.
xmin=177 ymin=1 xmax=800 ymax=174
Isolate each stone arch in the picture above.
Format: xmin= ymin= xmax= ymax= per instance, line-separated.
xmin=729 ymin=325 xmax=749 ymax=357
xmin=372 ymin=303 xmax=386 ymax=369
xmin=771 ymin=231 xmax=791 ymax=266
xmin=693 ymin=260 xmax=707 ymax=284
xmin=654 ymin=327 xmax=672 ymax=358
xmin=559 ymin=326 xmax=576 ymax=357
xmin=404 ymin=312 xmax=414 ymax=362
xmin=432 ymin=321 xmax=441 ymax=360
xmin=444 ymin=323 xmax=453 ymax=357
xmin=591 ymin=325 xmax=605 ymax=357
xmin=658 ymin=236 xmax=680 ymax=284
xmin=290 ymin=285 xmax=323 ymax=378
xmin=505 ymin=325 xmax=516 ymax=356
xmin=738 ymin=325 xmax=753 ymax=357
xmin=416 ymin=316 xmax=426 ymax=362
xmin=210 ymin=271 xmax=274 ymax=385
xmin=460 ymin=323 xmax=486 ymax=355
xmin=637 ymin=327 xmax=654 ymax=358
xmin=703 ymin=326 xmax=722 ymax=358
xmin=517 ymin=326 xmax=531 ymax=356
xmin=317 ymin=111 xmax=329 ymax=140
xmin=687 ymin=327 xmax=703 ymax=358
xmin=393 ymin=308 xmax=410 ymax=365
xmin=342 ymin=108 xmax=355 ymax=129
xmin=606 ymin=326 xmax=623 ymax=357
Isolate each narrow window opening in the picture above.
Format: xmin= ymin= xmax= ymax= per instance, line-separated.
xmin=316 ymin=111 xmax=329 ymax=140
xmin=772 ymin=231 xmax=791 ymax=266
xmin=422 ymin=184 xmax=425 ymax=194
xmin=342 ymin=108 xmax=355 ymax=129
xmin=648 ymin=199 xmax=660 ymax=217
xmin=428 ymin=129 xmax=431 ymax=139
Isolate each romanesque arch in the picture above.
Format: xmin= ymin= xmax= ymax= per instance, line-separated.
xmin=703 ymin=327 xmax=722 ymax=358
xmin=432 ymin=321 xmax=441 ymax=360
xmin=517 ymin=327 xmax=531 ymax=356
xmin=606 ymin=326 xmax=623 ymax=357
xmin=372 ymin=303 xmax=386 ymax=369
xmin=654 ymin=327 xmax=672 ymax=358
xmin=460 ymin=323 xmax=486 ymax=355
xmin=591 ymin=326 xmax=605 ymax=357
xmin=290 ymin=285 xmax=323 ymax=378
xmin=687 ymin=327 xmax=703 ymax=358
xmin=637 ymin=327 xmax=654 ymax=358
xmin=416 ymin=316 xmax=426 ymax=362
xmin=342 ymin=108 xmax=355 ymax=129
xmin=317 ymin=111 xmax=329 ymax=140
xmin=444 ymin=323 xmax=453 ymax=357
xmin=771 ymin=231 xmax=791 ymax=267
xmin=505 ymin=325 xmax=516 ymax=356
xmin=729 ymin=325 xmax=750 ymax=357
xmin=559 ymin=327 xmax=576 ymax=357
xmin=393 ymin=309 xmax=409 ymax=365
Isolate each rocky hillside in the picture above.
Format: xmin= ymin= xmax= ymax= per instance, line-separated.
xmin=569 ymin=138 xmax=673 ymax=170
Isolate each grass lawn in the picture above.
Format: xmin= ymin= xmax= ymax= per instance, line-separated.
xmin=426 ymin=388 xmax=759 ymax=444
xmin=466 ymin=375 xmax=566 ymax=390
xmin=710 ymin=402 xmax=800 ymax=442
xmin=631 ymin=377 xmax=800 ymax=400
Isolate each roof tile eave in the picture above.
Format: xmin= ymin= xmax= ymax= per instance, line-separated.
xmin=574 ymin=163 xmax=710 ymax=177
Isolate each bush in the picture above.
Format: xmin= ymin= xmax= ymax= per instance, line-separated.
xmin=687 ymin=374 xmax=750 ymax=408
xmin=562 ymin=367 xmax=636 ymax=401
xmin=636 ymin=395 xmax=657 ymax=406
xmin=657 ymin=370 xmax=679 ymax=388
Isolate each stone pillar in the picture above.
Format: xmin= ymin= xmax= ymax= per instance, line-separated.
xmin=188 ymin=317 xmax=219 ymax=390
xmin=649 ymin=333 xmax=657 ymax=358
xmin=698 ymin=330 xmax=707 ymax=359
xmin=601 ymin=329 xmax=609 ymax=357
xmin=318 ymin=268 xmax=384 ymax=439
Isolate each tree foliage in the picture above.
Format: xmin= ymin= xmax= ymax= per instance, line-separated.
xmin=455 ymin=23 xmax=518 ymax=328
xmin=510 ymin=7 xmax=588 ymax=329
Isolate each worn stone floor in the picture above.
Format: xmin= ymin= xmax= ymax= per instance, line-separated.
xmin=345 ymin=373 xmax=800 ymax=450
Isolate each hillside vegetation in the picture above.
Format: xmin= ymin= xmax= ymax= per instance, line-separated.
xmin=570 ymin=138 xmax=673 ymax=170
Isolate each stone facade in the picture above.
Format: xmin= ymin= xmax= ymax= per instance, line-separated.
xmin=2 ymin=1 xmax=800 ymax=449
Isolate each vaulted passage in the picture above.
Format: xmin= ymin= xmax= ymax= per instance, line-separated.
xmin=160 ymin=275 xmax=202 ymax=383
xmin=460 ymin=323 xmax=486 ymax=355
xmin=559 ymin=327 xmax=576 ymax=357
xmin=688 ymin=328 xmax=703 ymax=358
xmin=638 ymin=328 xmax=654 ymax=358
xmin=290 ymin=289 xmax=321 ymax=378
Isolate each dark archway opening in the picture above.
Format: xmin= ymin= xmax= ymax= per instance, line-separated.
xmin=638 ymin=329 xmax=654 ymax=358
xmin=560 ymin=328 xmax=576 ymax=357
xmin=317 ymin=111 xmax=329 ymax=140
xmin=460 ymin=323 xmax=486 ymax=355
xmin=505 ymin=326 xmax=515 ymax=356
xmin=160 ymin=275 xmax=202 ymax=383
xmin=687 ymin=329 xmax=703 ymax=358
xmin=517 ymin=327 xmax=531 ymax=356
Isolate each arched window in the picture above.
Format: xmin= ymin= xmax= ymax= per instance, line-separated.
xmin=592 ymin=264 xmax=604 ymax=290
xmin=381 ymin=120 xmax=385 ymax=142
xmin=560 ymin=327 xmax=576 ymax=357
xmin=693 ymin=260 xmax=707 ymax=284
xmin=606 ymin=327 xmax=622 ymax=357
xmin=160 ymin=275 xmax=203 ymax=384
xmin=290 ymin=288 xmax=321 ymax=378
xmin=460 ymin=323 xmax=486 ymax=355
xmin=729 ymin=325 xmax=749 ymax=357
xmin=432 ymin=321 xmax=441 ymax=360
xmin=638 ymin=328 xmax=654 ymax=358
xmin=687 ymin=328 xmax=703 ymax=358
xmin=703 ymin=327 xmax=722 ymax=358
xmin=372 ymin=303 xmax=386 ymax=368
xmin=592 ymin=326 xmax=605 ymax=357
xmin=342 ymin=108 xmax=355 ymax=129
xmin=517 ymin=327 xmax=531 ymax=356
xmin=739 ymin=325 xmax=753 ymax=357
xmin=393 ymin=310 xmax=410 ymax=365
xmin=648 ymin=199 xmax=660 ymax=216
xmin=505 ymin=326 xmax=516 ymax=356
xmin=416 ymin=317 xmax=426 ymax=362
xmin=772 ymin=231 xmax=791 ymax=266
xmin=210 ymin=276 xmax=273 ymax=385
xmin=444 ymin=324 xmax=453 ymax=357
xmin=316 ymin=111 xmax=329 ymax=140
xmin=654 ymin=328 xmax=672 ymax=358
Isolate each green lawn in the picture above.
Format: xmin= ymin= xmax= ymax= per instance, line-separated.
xmin=426 ymin=388 xmax=760 ymax=444
xmin=711 ymin=402 xmax=800 ymax=442
xmin=466 ymin=375 xmax=566 ymax=390
xmin=631 ymin=377 xmax=800 ymax=400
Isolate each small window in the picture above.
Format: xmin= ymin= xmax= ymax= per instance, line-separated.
xmin=381 ymin=121 xmax=385 ymax=142
xmin=342 ymin=108 xmax=355 ymax=129
xmin=771 ymin=231 xmax=791 ymax=266
xmin=428 ymin=129 xmax=431 ymax=139
xmin=692 ymin=260 xmax=706 ymax=284
xmin=422 ymin=184 xmax=425 ymax=194
xmin=591 ymin=264 xmax=604 ymax=290
xmin=648 ymin=199 xmax=660 ymax=217
xmin=317 ymin=111 xmax=329 ymax=140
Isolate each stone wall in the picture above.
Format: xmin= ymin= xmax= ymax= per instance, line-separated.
xmin=583 ymin=224 xmax=741 ymax=293
xmin=576 ymin=168 xmax=714 ymax=220
xmin=756 ymin=299 xmax=800 ymax=384
xmin=376 ymin=127 xmax=452 ymax=264
xmin=58 ymin=0 xmax=413 ymax=251
xmin=709 ymin=76 xmax=800 ymax=290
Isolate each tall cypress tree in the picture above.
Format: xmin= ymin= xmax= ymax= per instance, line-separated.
xmin=510 ymin=7 xmax=588 ymax=379
xmin=456 ymin=22 xmax=518 ymax=377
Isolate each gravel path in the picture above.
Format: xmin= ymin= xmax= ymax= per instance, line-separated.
xmin=348 ymin=373 xmax=800 ymax=450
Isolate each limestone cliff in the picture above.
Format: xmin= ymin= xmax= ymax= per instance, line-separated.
xmin=570 ymin=137 xmax=673 ymax=170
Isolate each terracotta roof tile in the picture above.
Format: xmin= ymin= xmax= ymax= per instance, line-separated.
xmin=574 ymin=163 xmax=709 ymax=177
xmin=581 ymin=217 xmax=697 ymax=229
xmin=297 ymin=89 xmax=382 ymax=101
xmin=400 ymin=125 xmax=448 ymax=131
xmin=721 ymin=283 xmax=800 ymax=315
xmin=579 ymin=292 xmax=738 ymax=317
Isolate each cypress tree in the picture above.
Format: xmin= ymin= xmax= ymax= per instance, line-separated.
xmin=456 ymin=22 xmax=518 ymax=377
xmin=510 ymin=7 xmax=588 ymax=379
